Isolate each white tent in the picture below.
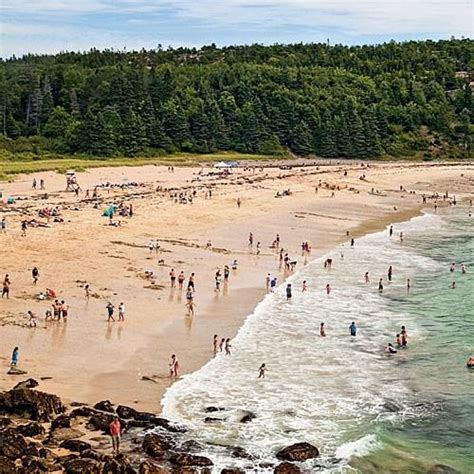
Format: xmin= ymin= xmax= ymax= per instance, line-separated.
xmin=214 ymin=161 xmax=232 ymax=168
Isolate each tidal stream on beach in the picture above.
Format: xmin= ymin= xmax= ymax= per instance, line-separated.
xmin=161 ymin=209 xmax=473 ymax=473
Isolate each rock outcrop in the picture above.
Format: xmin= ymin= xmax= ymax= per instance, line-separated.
xmin=276 ymin=442 xmax=319 ymax=462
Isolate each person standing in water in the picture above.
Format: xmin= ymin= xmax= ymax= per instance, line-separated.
xmin=389 ymin=225 xmax=393 ymax=237
xmin=349 ymin=321 xmax=357 ymax=337
xmin=286 ymin=284 xmax=292 ymax=300
xmin=407 ymin=279 xmax=411 ymax=291
xmin=388 ymin=266 xmax=393 ymax=282
xmin=302 ymin=280 xmax=308 ymax=292
xmin=213 ymin=334 xmax=218 ymax=355
xmin=325 ymin=283 xmax=331 ymax=295
xmin=225 ymin=338 xmax=232 ymax=355
xmin=378 ymin=278 xmax=384 ymax=293
xmin=365 ymin=272 xmax=370 ymax=284
xmin=400 ymin=326 xmax=408 ymax=347
xmin=169 ymin=354 xmax=179 ymax=378
xmin=320 ymin=322 xmax=326 ymax=337
xmin=258 ymin=363 xmax=267 ymax=378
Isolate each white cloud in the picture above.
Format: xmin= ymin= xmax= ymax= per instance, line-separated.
xmin=1 ymin=1 xmax=472 ymax=56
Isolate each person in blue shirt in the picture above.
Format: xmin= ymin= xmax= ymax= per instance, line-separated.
xmin=11 ymin=347 xmax=19 ymax=367
xmin=349 ymin=322 xmax=357 ymax=337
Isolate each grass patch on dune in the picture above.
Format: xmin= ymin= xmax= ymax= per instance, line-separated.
xmin=0 ymin=151 xmax=290 ymax=181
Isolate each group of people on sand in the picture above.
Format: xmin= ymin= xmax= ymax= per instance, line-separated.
xmin=106 ymin=302 xmax=125 ymax=322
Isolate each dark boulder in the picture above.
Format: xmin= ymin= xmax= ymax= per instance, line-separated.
xmin=276 ymin=442 xmax=319 ymax=462
xmin=221 ymin=469 xmax=245 ymax=474
xmin=0 ymin=456 xmax=16 ymax=472
xmin=274 ymin=462 xmax=302 ymax=473
xmin=103 ymin=453 xmax=136 ymax=474
xmin=204 ymin=417 xmax=223 ymax=423
xmin=70 ymin=407 xmax=98 ymax=418
xmin=169 ymin=452 xmax=213 ymax=467
xmin=238 ymin=411 xmax=256 ymax=423
xmin=0 ymin=428 xmax=37 ymax=459
xmin=142 ymin=433 xmax=173 ymax=459
xmin=47 ymin=427 xmax=85 ymax=443
xmin=21 ymin=455 xmax=52 ymax=471
xmin=427 ymin=465 xmax=461 ymax=474
xmin=63 ymin=457 xmax=103 ymax=473
xmin=87 ymin=413 xmax=126 ymax=433
xmin=59 ymin=439 xmax=92 ymax=453
xmin=13 ymin=378 xmax=39 ymax=390
xmin=138 ymin=460 xmax=170 ymax=474
xmin=51 ymin=414 xmax=72 ymax=430
xmin=94 ymin=400 xmax=115 ymax=413
xmin=231 ymin=447 xmax=253 ymax=459
xmin=16 ymin=421 xmax=45 ymax=437
xmin=205 ymin=407 xmax=225 ymax=413
xmin=0 ymin=417 xmax=12 ymax=429
xmin=0 ymin=388 xmax=65 ymax=422
xmin=116 ymin=406 xmax=185 ymax=432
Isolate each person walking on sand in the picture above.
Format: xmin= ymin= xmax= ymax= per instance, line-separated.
xmin=349 ymin=321 xmax=357 ymax=338
xmin=187 ymin=273 xmax=195 ymax=291
xmin=213 ymin=334 xmax=218 ymax=355
xmin=225 ymin=338 xmax=232 ymax=355
xmin=32 ymin=267 xmax=39 ymax=285
xmin=61 ymin=300 xmax=69 ymax=321
xmin=118 ymin=302 xmax=125 ymax=321
xmin=2 ymin=274 xmax=11 ymax=298
xmin=389 ymin=225 xmax=393 ymax=237
xmin=256 ymin=241 xmax=261 ymax=255
xmin=302 ymin=280 xmax=308 ymax=292
xmin=178 ymin=271 xmax=185 ymax=290
xmin=109 ymin=415 xmax=121 ymax=455
xmin=21 ymin=221 xmax=27 ymax=237
xmin=11 ymin=347 xmax=19 ymax=368
xmin=248 ymin=232 xmax=253 ymax=247
xmin=258 ymin=363 xmax=267 ymax=379
xmin=237 ymin=197 xmax=241 ymax=208
xmin=169 ymin=269 xmax=176 ymax=288
xmin=325 ymin=283 xmax=331 ymax=295
xmin=219 ymin=338 xmax=225 ymax=352
xmin=85 ymin=284 xmax=90 ymax=299
xmin=286 ymin=283 xmax=292 ymax=300
xmin=169 ymin=354 xmax=179 ymax=378
xmin=27 ymin=310 xmax=37 ymax=327
xmin=106 ymin=302 xmax=115 ymax=322
xmin=320 ymin=322 xmax=326 ymax=337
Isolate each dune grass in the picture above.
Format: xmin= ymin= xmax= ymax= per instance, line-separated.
xmin=0 ymin=152 xmax=290 ymax=181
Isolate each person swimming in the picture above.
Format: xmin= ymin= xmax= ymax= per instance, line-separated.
xmin=386 ymin=343 xmax=397 ymax=354
xmin=467 ymin=356 xmax=474 ymax=369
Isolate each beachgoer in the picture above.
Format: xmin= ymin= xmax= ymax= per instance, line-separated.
xmin=351 ymin=238 xmax=355 ymax=247
xmin=407 ymin=279 xmax=411 ymax=291
xmin=224 ymin=265 xmax=230 ymax=281
xmin=85 ymin=284 xmax=90 ymax=298
xmin=258 ymin=363 xmax=266 ymax=379
xmin=219 ymin=338 xmax=225 ymax=352
xmin=450 ymin=263 xmax=455 ymax=272
xmin=187 ymin=273 xmax=195 ymax=290
xmin=401 ymin=326 xmax=408 ymax=347
xmin=225 ymin=338 xmax=232 ymax=355
xmin=27 ymin=310 xmax=37 ymax=327
xmin=325 ymin=283 xmax=331 ymax=295
xmin=237 ymin=197 xmax=241 ymax=208
xmin=11 ymin=347 xmax=19 ymax=367
xmin=248 ymin=232 xmax=253 ymax=247
xmin=378 ymin=278 xmax=384 ymax=293
xmin=2 ymin=274 xmax=11 ymax=298
xmin=450 ymin=281 xmax=456 ymax=289
xmin=169 ymin=269 xmax=176 ymax=288
xmin=109 ymin=416 xmax=121 ymax=454
xmin=396 ymin=334 xmax=402 ymax=347
xmin=266 ymin=273 xmax=271 ymax=291
xmin=61 ymin=300 xmax=69 ymax=321
xmin=386 ymin=343 xmax=397 ymax=354
xmin=365 ymin=272 xmax=370 ymax=284
xmin=388 ymin=266 xmax=393 ymax=282
xmin=32 ymin=267 xmax=39 ymax=285
xmin=320 ymin=322 xmax=326 ymax=337
xmin=213 ymin=334 xmax=218 ymax=355
xmin=389 ymin=225 xmax=393 ymax=237
xmin=467 ymin=356 xmax=474 ymax=368
xmin=106 ymin=302 xmax=115 ymax=322
xmin=302 ymin=280 xmax=308 ymax=292
xmin=349 ymin=321 xmax=357 ymax=337
xmin=169 ymin=354 xmax=179 ymax=378
xmin=286 ymin=283 xmax=292 ymax=300
xmin=270 ymin=277 xmax=277 ymax=292
xmin=256 ymin=242 xmax=261 ymax=255
xmin=178 ymin=271 xmax=185 ymax=289
xmin=461 ymin=264 xmax=467 ymax=274
xmin=118 ymin=302 xmax=125 ymax=321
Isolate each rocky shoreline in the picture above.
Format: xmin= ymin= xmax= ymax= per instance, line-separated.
xmin=0 ymin=379 xmax=321 ymax=473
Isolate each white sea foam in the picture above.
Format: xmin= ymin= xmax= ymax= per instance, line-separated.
xmin=161 ymin=213 xmax=446 ymax=472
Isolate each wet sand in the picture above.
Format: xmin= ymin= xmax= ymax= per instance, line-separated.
xmin=0 ymin=160 xmax=472 ymax=411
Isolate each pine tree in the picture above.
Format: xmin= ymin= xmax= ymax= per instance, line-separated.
xmin=160 ymin=100 xmax=190 ymax=148
xmin=140 ymin=96 xmax=172 ymax=150
xmin=93 ymin=113 xmax=117 ymax=156
xmin=122 ymin=107 xmax=148 ymax=156
xmin=43 ymin=106 xmax=72 ymax=139
xmin=362 ymin=108 xmax=383 ymax=157
xmin=190 ymin=101 xmax=213 ymax=152
xmin=40 ymin=76 xmax=54 ymax=126
xmin=290 ymin=121 xmax=313 ymax=156
xmin=27 ymin=76 xmax=43 ymax=130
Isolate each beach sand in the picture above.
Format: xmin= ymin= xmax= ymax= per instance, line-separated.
xmin=0 ymin=160 xmax=472 ymax=411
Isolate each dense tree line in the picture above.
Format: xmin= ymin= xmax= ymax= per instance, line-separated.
xmin=0 ymin=39 xmax=472 ymax=158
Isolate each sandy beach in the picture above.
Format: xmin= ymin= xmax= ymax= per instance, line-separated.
xmin=0 ymin=160 xmax=472 ymax=412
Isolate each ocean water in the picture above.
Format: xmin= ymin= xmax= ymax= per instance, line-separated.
xmin=161 ymin=209 xmax=474 ymax=473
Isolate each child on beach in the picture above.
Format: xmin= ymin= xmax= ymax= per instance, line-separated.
xmin=27 ymin=310 xmax=37 ymax=327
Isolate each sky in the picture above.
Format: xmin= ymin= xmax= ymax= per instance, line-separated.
xmin=1 ymin=0 xmax=472 ymax=58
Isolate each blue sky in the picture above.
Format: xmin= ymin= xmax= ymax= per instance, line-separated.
xmin=1 ymin=0 xmax=472 ymax=57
